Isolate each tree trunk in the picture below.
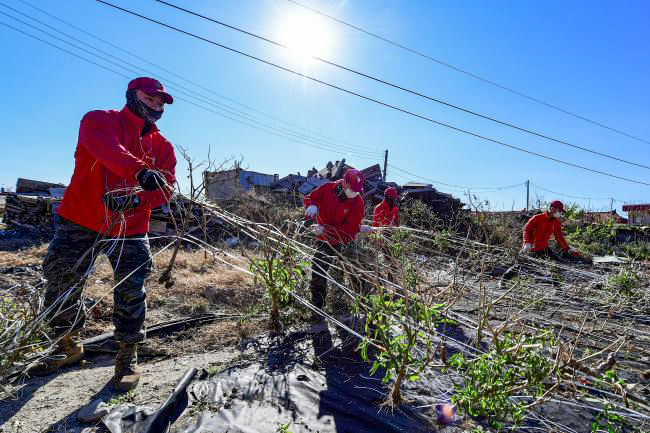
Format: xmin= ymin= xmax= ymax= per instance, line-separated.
xmin=270 ymin=293 xmax=280 ymax=331
xmin=391 ymin=364 xmax=406 ymax=406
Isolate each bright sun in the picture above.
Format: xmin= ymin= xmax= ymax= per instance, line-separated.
xmin=278 ymin=10 xmax=333 ymax=63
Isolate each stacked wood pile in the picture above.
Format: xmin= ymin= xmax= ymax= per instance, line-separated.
xmin=1 ymin=178 xmax=67 ymax=233
xmin=2 ymin=194 xmax=61 ymax=232
xmin=15 ymin=178 xmax=65 ymax=195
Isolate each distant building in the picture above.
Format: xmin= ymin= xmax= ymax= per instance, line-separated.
xmin=204 ymin=167 xmax=278 ymax=200
xmin=622 ymin=204 xmax=650 ymax=226
xmin=582 ymin=210 xmax=627 ymax=225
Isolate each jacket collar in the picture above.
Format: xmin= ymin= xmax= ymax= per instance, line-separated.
xmin=122 ymin=106 xmax=159 ymax=135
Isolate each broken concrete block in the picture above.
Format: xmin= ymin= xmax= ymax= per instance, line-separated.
xmin=77 ymin=398 xmax=111 ymax=423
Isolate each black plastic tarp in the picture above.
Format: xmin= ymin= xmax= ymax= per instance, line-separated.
xmin=178 ymin=331 xmax=440 ymax=433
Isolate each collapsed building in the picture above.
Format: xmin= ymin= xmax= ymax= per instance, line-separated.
xmin=1 ymin=160 xmax=465 ymax=236
xmin=204 ymin=159 xmax=464 ymax=216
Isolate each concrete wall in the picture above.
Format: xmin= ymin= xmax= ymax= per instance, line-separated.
xmin=627 ymin=210 xmax=650 ymax=226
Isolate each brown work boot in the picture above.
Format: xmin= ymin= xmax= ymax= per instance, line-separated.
xmin=28 ymin=333 xmax=84 ymax=376
xmin=112 ymin=342 xmax=140 ymax=391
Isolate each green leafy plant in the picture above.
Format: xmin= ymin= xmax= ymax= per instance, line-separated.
xmin=620 ymin=241 xmax=650 ymax=261
xmin=249 ymin=245 xmax=308 ymax=330
xmin=447 ymin=331 xmax=560 ymax=430
xmin=565 ymin=215 xmax=616 ymax=256
xmin=591 ymin=401 xmax=626 ymax=433
xmin=607 ymin=268 xmax=640 ymax=297
xmin=107 ymin=389 xmax=137 ymax=406
xmin=357 ymin=291 xmax=444 ymax=406
xmin=398 ymin=198 xmax=442 ymax=231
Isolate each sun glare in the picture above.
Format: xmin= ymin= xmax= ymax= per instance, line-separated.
xmin=278 ymin=10 xmax=333 ymax=64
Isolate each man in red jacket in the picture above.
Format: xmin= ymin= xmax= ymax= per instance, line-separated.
xmin=372 ymin=187 xmax=400 ymax=281
xmin=372 ymin=187 xmax=400 ymax=228
xmin=521 ymin=200 xmax=582 ymax=261
xmin=304 ymin=169 xmax=366 ymax=321
xmin=31 ymin=78 xmax=176 ymax=391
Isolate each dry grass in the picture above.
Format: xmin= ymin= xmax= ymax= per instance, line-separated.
xmin=77 ymin=247 xmax=262 ymax=338
xmin=0 ymin=243 xmax=265 ymax=354
xmin=0 ymin=244 xmax=48 ymax=268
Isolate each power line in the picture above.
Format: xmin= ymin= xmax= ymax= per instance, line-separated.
xmin=0 ymin=1 xmax=384 ymax=159
xmin=530 ymin=182 xmax=622 ymax=202
xmin=286 ymin=0 xmax=650 ymax=146
xmin=2 ymin=15 xmax=634 ymax=206
xmin=389 ymin=163 xmax=525 ymax=191
xmin=0 ymin=18 xmax=379 ymax=163
xmin=154 ymin=0 xmax=650 ymax=171
xmin=93 ymin=0 xmax=650 ymax=187
xmin=0 ymin=20 xmax=131 ymax=79
xmin=18 ymin=0 xmax=381 ymax=153
xmin=0 ymin=5 xmax=383 ymax=161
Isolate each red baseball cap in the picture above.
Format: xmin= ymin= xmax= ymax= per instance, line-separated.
xmin=127 ymin=77 xmax=173 ymax=104
xmin=343 ymin=169 xmax=365 ymax=193
xmin=549 ymin=200 xmax=565 ymax=212
xmin=384 ymin=187 xmax=398 ymax=199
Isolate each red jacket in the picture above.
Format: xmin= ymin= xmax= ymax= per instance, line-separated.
xmin=523 ymin=212 xmax=570 ymax=252
xmin=58 ymin=107 xmax=176 ymax=236
xmin=372 ymin=200 xmax=400 ymax=227
xmin=304 ymin=180 xmax=364 ymax=246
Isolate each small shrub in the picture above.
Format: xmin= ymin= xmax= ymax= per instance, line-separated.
xmin=399 ymin=198 xmax=442 ymax=231
xmin=447 ymin=331 xmax=559 ymax=430
xmin=357 ymin=291 xmax=444 ymax=406
xmin=620 ymin=242 xmax=650 ymax=261
xmin=250 ymin=246 xmax=308 ymax=330
xmin=607 ymin=268 xmax=640 ymax=297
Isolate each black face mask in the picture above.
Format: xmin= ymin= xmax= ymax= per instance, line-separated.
xmin=126 ymin=89 xmax=164 ymax=125
xmin=335 ymin=182 xmax=347 ymax=201
xmin=386 ymin=198 xmax=395 ymax=208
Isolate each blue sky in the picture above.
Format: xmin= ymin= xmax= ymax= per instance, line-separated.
xmin=1 ymin=0 xmax=648 ymax=213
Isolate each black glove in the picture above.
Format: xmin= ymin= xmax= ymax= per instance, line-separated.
xmin=103 ymin=193 xmax=141 ymax=211
xmin=137 ymin=169 xmax=166 ymax=192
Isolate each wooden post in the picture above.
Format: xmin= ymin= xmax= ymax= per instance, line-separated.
xmin=526 ymin=180 xmax=530 ymax=211
xmin=383 ymin=149 xmax=388 ymax=182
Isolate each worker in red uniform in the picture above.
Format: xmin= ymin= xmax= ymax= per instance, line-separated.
xmin=372 ymin=187 xmax=400 ymax=228
xmin=30 ymin=77 xmax=176 ymax=391
xmin=304 ymin=169 xmax=367 ymax=321
xmin=372 ymin=187 xmax=400 ymax=281
xmin=520 ymin=200 xmax=582 ymax=262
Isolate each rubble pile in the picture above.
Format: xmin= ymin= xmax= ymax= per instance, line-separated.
xmin=218 ymin=158 xmax=464 ymax=212
xmin=1 ymin=178 xmax=66 ymax=233
xmin=2 ymin=160 xmax=466 ymax=236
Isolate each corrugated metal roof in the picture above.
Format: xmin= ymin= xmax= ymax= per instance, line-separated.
xmin=239 ymin=171 xmax=276 ymax=190
xmin=622 ymin=204 xmax=650 ymax=212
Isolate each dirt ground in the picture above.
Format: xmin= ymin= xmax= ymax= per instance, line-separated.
xmin=2 ymin=237 xmax=649 ymax=432
xmin=0 ymin=243 xmax=266 ymax=348
xmin=0 ymin=242 xmax=270 ymax=432
xmin=0 ymin=346 xmax=253 ymax=433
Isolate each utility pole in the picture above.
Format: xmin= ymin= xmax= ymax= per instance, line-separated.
xmin=610 ymin=198 xmax=614 ymax=212
xmin=526 ymin=180 xmax=530 ymax=211
xmin=382 ymin=149 xmax=388 ymax=182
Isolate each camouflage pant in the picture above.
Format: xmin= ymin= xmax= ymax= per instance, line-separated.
xmin=43 ymin=216 xmax=152 ymax=343
xmin=309 ymin=241 xmax=363 ymax=310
